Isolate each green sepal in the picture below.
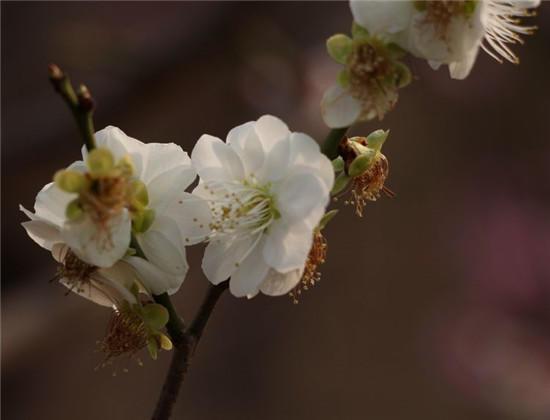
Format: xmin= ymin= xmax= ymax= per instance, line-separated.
xmin=331 ymin=172 xmax=351 ymax=195
xmin=326 ymin=34 xmax=353 ymax=64
xmin=318 ymin=209 xmax=339 ymax=230
xmin=54 ymin=170 xmax=87 ymax=193
xmin=142 ymin=303 xmax=170 ymax=330
xmin=130 ymin=180 xmax=149 ymax=207
xmin=65 ymin=199 xmax=84 ymax=221
xmin=393 ymin=61 xmax=412 ymax=88
xmin=86 ymin=148 xmax=115 ymax=175
xmin=159 ymin=334 xmax=173 ymax=351
xmin=351 ymin=21 xmax=369 ymax=40
xmin=348 ymin=152 xmax=375 ymax=178
xmin=337 ymin=69 xmax=350 ymax=89
xmin=147 ymin=338 xmax=159 ymax=360
xmin=366 ymin=129 xmax=389 ymax=151
xmin=132 ymin=208 xmax=155 ymax=234
xmin=332 ymin=156 xmax=345 ymax=172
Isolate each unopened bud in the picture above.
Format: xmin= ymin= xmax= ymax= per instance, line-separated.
xmin=48 ymin=63 xmax=64 ymax=81
xmin=77 ymin=84 xmax=94 ymax=111
xmin=54 ymin=169 xmax=86 ymax=193
xmin=87 ymin=148 xmax=114 ymax=175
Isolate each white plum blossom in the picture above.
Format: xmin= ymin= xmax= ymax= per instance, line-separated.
xmin=350 ymin=0 xmax=540 ymax=80
xmin=20 ymin=199 xmax=139 ymax=307
xmin=189 ymin=115 xmax=334 ymax=298
xmin=21 ymin=126 xmax=209 ymax=296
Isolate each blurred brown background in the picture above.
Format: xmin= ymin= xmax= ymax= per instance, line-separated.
xmin=3 ymin=2 xmax=550 ymax=420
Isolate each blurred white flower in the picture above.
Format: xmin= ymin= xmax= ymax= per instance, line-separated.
xmin=350 ymin=0 xmax=539 ymax=79
xmin=190 ymin=115 xmax=334 ymax=298
xmin=321 ymin=27 xmax=411 ymax=128
xmin=21 ymin=126 xmax=208 ymax=295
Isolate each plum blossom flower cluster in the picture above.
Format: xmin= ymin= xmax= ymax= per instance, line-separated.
xmin=19 ymin=1 xmax=542 ymax=417
xmin=22 ymin=116 xmax=335 ymax=360
xmin=323 ymin=0 xmax=540 ymax=128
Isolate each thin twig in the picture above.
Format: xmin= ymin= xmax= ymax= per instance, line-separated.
xmin=152 ymin=283 xmax=228 ymax=420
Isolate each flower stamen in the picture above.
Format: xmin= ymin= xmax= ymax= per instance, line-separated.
xmin=289 ymin=231 xmax=327 ymax=304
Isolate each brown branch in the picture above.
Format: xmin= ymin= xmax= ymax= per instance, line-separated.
xmin=151 ymin=283 xmax=228 ymax=420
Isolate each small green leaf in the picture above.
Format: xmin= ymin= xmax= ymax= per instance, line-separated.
xmin=326 ymin=34 xmax=353 ymax=64
xmin=331 ymin=172 xmax=351 ymax=195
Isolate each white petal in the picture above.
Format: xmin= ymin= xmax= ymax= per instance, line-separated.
xmin=162 ymin=192 xmax=211 ymax=245
xmin=62 ymin=211 xmax=132 ymax=268
xmin=137 ymin=214 xmax=188 ymax=279
xmin=34 ymin=182 xmax=74 ymax=227
xmin=88 ymin=126 xmax=145 ymax=174
xmin=191 ymin=134 xmax=245 ymax=182
xmin=262 ymin=220 xmax=313 ymax=273
xmin=254 ymin=115 xmax=291 ymax=152
xmin=61 ymin=261 xmax=138 ymax=307
xmin=275 ymin=172 xmax=328 ymax=222
xmin=125 ymin=256 xmax=182 ymax=296
xmin=321 ymin=85 xmax=362 ymax=129
xmin=350 ymin=0 xmax=414 ymax=35
xmin=202 ymin=235 xmax=258 ymax=285
xmin=227 ymin=121 xmax=265 ymax=177
xmin=141 ymin=142 xmax=195 ymax=188
xmin=21 ymin=219 xmax=62 ymax=251
xmin=257 ymin=136 xmax=291 ymax=183
xmin=146 ymin=164 xmax=196 ymax=210
xmin=260 ymin=269 xmax=302 ymax=296
xmin=449 ymin=47 xmax=479 ymax=80
xmin=289 ymin=132 xmax=335 ymax=191
xmin=229 ymin=242 xmax=270 ymax=298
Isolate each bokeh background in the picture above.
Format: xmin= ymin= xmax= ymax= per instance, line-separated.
xmin=3 ymin=2 xmax=550 ymax=419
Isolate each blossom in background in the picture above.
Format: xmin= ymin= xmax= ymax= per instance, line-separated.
xmin=21 ymin=126 xmax=208 ymax=296
xmin=189 ymin=115 xmax=334 ymax=298
xmin=350 ymin=0 xmax=540 ymax=79
xmin=321 ymin=23 xmax=412 ymax=128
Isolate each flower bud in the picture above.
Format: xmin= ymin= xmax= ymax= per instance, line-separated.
xmin=54 ymin=169 xmax=86 ymax=193
xmin=87 ymin=148 xmax=114 ymax=175
xmin=327 ymin=34 xmax=353 ymax=64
